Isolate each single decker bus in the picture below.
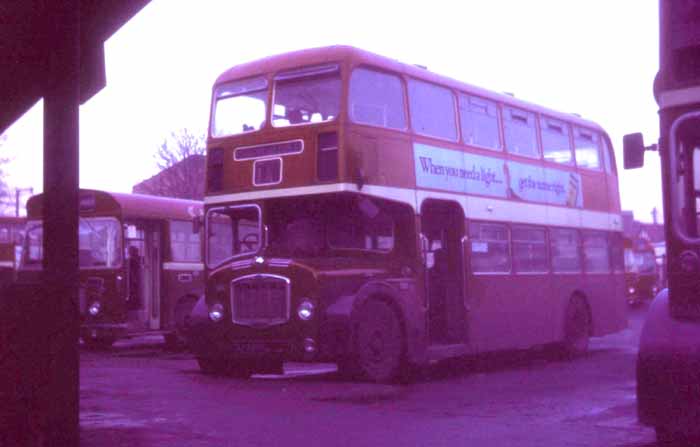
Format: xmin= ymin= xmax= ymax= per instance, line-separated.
xmin=188 ymin=45 xmax=627 ymax=381
xmin=20 ymin=189 xmax=204 ymax=348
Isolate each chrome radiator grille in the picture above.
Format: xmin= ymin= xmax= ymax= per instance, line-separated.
xmin=231 ymin=274 xmax=290 ymax=326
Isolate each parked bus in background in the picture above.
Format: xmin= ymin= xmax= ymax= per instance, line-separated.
xmin=19 ymin=190 xmax=204 ymax=348
xmin=624 ymin=0 xmax=700 ymax=443
xmin=0 ymin=216 xmax=25 ymax=287
xmin=188 ymin=45 xmax=626 ymax=381
xmin=623 ymin=237 xmax=659 ymax=305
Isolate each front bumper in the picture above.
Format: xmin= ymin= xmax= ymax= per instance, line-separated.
xmin=186 ymin=319 xmax=324 ymax=362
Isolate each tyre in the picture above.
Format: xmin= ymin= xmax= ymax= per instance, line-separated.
xmin=560 ymin=295 xmax=591 ymax=358
xmin=163 ymin=332 xmax=187 ymax=351
xmin=352 ymin=299 xmax=405 ymax=383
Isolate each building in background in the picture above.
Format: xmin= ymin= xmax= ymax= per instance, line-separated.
xmin=132 ymin=154 xmax=205 ymax=200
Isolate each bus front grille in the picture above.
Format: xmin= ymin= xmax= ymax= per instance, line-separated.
xmin=231 ymin=274 xmax=290 ymax=326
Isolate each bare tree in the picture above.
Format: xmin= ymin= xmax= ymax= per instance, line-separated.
xmin=133 ymin=129 xmax=206 ymax=200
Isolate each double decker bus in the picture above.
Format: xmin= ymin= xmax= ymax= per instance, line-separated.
xmin=20 ymin=189 xmax=204 ymax=348
xmin=0 ymin=216 xmax=25 ymax=288
xmin=623 ymin=237 xmax=660 ymax=305
xmin=625 ymin=0 xmax=700 ymax=443
xmin=188 ymin=46 xmax=626 ymax=381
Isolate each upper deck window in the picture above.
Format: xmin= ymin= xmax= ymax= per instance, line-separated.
xmin=211 ymin=76 xmax=268 ymax=137
xmin=574 ymin=127 xmax=602 ymax=170
xmin=458 ymin=94 xmax=501 ymax=150
xmin=504 ymin=107 xmax=539 ymax=159
xmin=408 ymin=79 xmax=457 ymax=141
xmin=349 ymin=68 xmax=406 ymax=130
xmin=541 ymin=117 xmax=573 ymax=165
xmin=272 ymin=64 xmax=341 ymax=127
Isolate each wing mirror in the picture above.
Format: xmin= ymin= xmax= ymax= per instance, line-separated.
xmin=623 ymin=132 xmax=657 ymax=169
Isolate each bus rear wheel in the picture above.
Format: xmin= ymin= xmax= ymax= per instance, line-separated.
xmin=561 ymin=295 xmax=591 ymax=358
xmin=352 ymin=299 xmax=405 ymax=383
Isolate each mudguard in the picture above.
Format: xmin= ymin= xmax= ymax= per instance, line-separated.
xmin=342 ymin=279 xmax=426 ymax=365
xmin=637 ymin=289 xmax=700 ymax=434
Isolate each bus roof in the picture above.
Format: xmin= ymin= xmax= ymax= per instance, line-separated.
xmin=27 ymin=189 xmax=202 ymax=221
xmin=215 ymin=45 xmax=605 ymax=133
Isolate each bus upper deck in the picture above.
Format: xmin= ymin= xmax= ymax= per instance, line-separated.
xmin=207 ymin=46 xmax=620 ymax=225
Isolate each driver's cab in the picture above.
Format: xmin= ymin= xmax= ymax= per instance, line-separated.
xmin=624 ymin=112 xmax=700 ymax=317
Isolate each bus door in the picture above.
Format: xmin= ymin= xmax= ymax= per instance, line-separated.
xmin=124 ymin=221 xmax=162 ymax=331
xmin=421 ymin=200 xmax=467 ymax=345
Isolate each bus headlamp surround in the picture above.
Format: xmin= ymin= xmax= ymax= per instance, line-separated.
xmin=209 ymin=303 xmax=225 ymax=322
xmin=297 ymin=299 xmax=315 ymax=321
xmin=88 ymin=301 xmax=101 ymax=316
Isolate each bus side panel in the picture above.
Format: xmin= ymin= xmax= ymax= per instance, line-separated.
xmin=160 ymin=266 xmax=204 ymax=331
xmin=586 ymin=272 xmax=627 ymax=336
xmin=345 ymin=129 xmax=414 ymax=189
xmin=580 ymin=171 xmax=609 ymax=212
xmin=468 ymin=274 xmax=555 ymax=352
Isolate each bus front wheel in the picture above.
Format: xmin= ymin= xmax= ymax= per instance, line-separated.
xmin=350 ymin=299 xmax=405 ymax=383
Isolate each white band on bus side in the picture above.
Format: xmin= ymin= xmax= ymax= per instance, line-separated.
xmin=204 ymin=182 xmax=623 ymax=232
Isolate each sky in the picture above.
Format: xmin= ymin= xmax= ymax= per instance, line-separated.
xmin=1 ymin=0 xmax=661 ymax=221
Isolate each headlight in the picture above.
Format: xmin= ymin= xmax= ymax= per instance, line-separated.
xmin=208 ymin=303 xmax=224 ymax=322
xmin=297 ymin=299 xmax=315 ymax=321
xmin=628 ymin=286 xmax=636 ymax=295
xmin=88 ymin=301 xmax=101 ymax=316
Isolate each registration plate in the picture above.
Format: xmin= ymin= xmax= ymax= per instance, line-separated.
xmin=232 ymin=343 xmax=285 ymax=355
